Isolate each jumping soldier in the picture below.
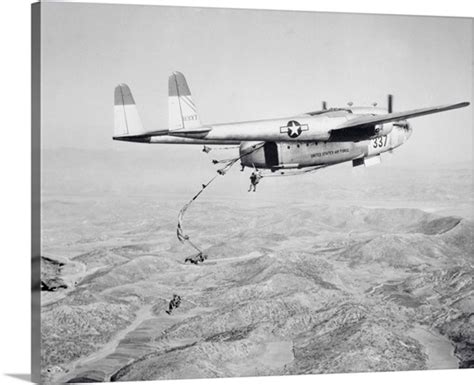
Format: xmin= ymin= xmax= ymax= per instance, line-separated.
xmin=248 ymin=171 xmax=262 ymax=192
xmin=165 ymin=294 xmax=182 ymax=315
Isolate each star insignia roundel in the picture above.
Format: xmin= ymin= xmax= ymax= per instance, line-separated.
xmin=280 ymin=120 xmax=309 ymax=139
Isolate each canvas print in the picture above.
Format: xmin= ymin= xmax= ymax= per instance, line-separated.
xmin=32 ymin=2 xmax=474 ymax=383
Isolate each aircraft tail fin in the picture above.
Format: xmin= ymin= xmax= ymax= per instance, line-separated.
xmin=168 ymin=71 xmax=203 ymax=133
xmin=114 ymin=84 xmax=147 ymax=138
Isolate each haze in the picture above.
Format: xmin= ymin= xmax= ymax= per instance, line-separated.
xmin=40 ymin=3 xmax=472 ymax=167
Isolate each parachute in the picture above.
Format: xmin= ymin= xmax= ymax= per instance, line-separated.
xmin=176 ymin=143 xmax=329 ymax=262
xmin=176 ymin=143 xmax=265 ymax=259
xmin=176 ymin=174 xmax=218 ymax=256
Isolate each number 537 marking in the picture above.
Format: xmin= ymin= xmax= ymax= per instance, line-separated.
xmin=372 ymin=135 xmax=388 ymax=148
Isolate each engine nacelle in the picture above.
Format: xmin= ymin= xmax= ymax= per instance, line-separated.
xmin=329 ymin=123 xmax=393 ymax=141
xmin=373 ymin=123 xmax=393 ymax=138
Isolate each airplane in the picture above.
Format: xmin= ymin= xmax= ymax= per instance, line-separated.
xmin=113 ymin=71 xmax=469 ymax=173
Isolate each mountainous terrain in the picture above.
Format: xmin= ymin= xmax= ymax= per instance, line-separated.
xmin=39 ymin=149 xmax=473 ymax=382
xmin=40 ymin=195 xmax=473 ymax=382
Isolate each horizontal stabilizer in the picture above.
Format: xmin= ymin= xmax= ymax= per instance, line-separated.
xmin=168 ymin=127 xmax=211 ymax=137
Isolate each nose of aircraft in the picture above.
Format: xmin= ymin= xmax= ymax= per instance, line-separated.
xmin=405 ymin=122 xmax=413 ymax=140
xmin=393 ymin=121 xmax=412 ymax=146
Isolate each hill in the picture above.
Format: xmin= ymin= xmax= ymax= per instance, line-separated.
xmin=39 ymin=196 xmax=474 ymax=382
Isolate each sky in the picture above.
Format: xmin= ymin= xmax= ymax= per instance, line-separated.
xmin=41 ymin=3 xmax=472 ymax=166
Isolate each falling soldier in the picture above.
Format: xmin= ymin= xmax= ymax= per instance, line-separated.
xmin=248 ymin=171 xmax=262 ymax=192
xmin=184 ymin=252 xmax=208 ymax=265
xmin=165 ymin=294 xmax=182 ymax=315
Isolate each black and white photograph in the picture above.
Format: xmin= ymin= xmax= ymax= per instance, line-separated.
xmin=28 ymin=1 xmax=473 ymax=383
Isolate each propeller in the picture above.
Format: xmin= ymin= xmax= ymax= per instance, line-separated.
xmin=388 ymin=94 xmax=393 ymax=113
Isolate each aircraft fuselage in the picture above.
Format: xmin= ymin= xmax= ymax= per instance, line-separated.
xmin=239 ymin=123 xmax=412 ymax=170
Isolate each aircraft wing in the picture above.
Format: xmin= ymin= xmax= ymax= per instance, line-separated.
xmin=334 ymin=102 xmax=469 ymax=131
